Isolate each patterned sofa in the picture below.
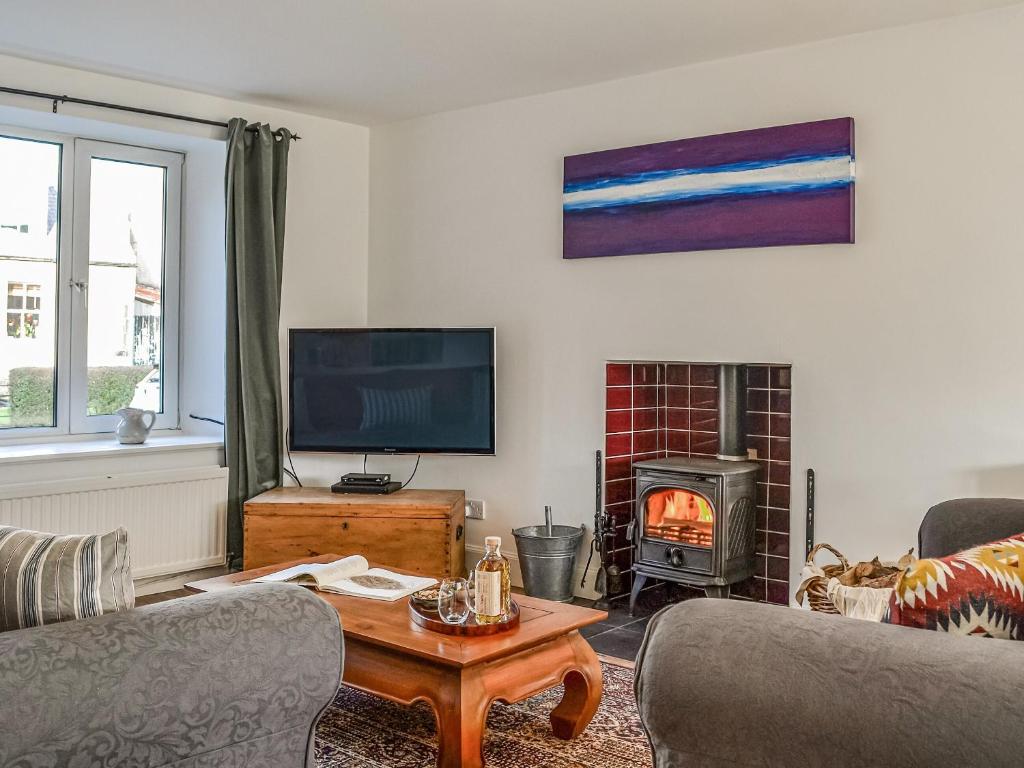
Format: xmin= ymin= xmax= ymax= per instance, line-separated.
xmin=0 ymin=583 xmax=343 ymax=767
xmin=634 ymin=499 xmax=1024 ymax=767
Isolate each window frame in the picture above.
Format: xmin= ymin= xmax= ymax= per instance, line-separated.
xmin=69 ymin=139 xmax=183 ymax=434
xmin=0 ymin=125 xmax=73 ymax=440
xmin=0 ymin=126 xmax=183 ymax=440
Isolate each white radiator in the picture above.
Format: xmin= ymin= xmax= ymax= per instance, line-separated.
xmin=0 ymin=466 xmax=228 ymax=579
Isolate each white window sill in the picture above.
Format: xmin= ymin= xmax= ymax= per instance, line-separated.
xmin=0 ymin=433 xmax=224 ymax=467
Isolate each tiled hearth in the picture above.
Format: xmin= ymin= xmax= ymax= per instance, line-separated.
xmin=604 ymin=361 xmax=792 ymax=606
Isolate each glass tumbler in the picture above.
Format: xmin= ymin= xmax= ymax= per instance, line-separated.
xmin=438 ymin=577 xmax=471 ymax=624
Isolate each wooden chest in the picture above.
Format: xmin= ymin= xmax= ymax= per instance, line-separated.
xmin=243 ymin=487 xmax=466 ymax=578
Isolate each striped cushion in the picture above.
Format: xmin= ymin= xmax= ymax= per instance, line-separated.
xmin=358 ymin=385 xmax=432 ymax=430
xmin=0 ymin=525 xmax=134 ymax=632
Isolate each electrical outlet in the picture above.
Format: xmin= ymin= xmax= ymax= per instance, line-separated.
xmin=466 ymin=499 xmax=486 ymax=520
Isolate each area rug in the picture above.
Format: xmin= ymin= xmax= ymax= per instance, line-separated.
xmin=315 ymin=659 xmax=653 ymax=767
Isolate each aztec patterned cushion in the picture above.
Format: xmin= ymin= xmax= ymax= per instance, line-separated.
xmin=884 ymin=533 xmax=1024 ymax=639
xmin=0 ymin=525 xmax=134 ymax=633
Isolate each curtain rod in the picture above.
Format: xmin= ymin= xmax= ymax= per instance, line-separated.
xmin=0 ymin=85 xmax=301 ymax=140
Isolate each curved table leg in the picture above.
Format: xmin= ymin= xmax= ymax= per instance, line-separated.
xmin=344 ymin=629 xmax=605 ymax=768
xmin=550 ymin=632 xmax=603 ymax=740
xmin=433 ymin=670 xmax=491 ymax=768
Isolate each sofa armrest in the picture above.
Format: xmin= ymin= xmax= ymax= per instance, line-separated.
xmin=635 ymin=598 xmax=1024 ymax=768
xmin=0 ymin=583 xmax=342 ymax=768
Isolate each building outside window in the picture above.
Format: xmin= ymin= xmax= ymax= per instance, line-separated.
xmin=0 ymin=128 xmax=181 ymax=435
xmin=5 ymin=281 xmax=42 ymax=338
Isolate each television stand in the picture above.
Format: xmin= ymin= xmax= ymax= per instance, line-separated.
xmin=243 ymin=487 xmax=466 ymax=577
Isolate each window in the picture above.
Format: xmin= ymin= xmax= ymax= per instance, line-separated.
xmin=0 ymin=129 xmax=182 ymax=436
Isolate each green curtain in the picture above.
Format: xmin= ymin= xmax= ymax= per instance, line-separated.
xmin=224 ymin=119 xmax=292 ymax=570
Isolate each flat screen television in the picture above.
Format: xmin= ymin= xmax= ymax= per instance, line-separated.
xmin=289 ymin=328 xmax=495 ymax=455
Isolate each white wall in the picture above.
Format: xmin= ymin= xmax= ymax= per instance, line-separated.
xmin=0 ymin=53 xmax=370 ymax=483
xmin=368 ymin=5 xmax=1024 ymax=594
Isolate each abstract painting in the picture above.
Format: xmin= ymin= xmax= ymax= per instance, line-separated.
xmin=562 ymin=117 xmax=854 ymax=259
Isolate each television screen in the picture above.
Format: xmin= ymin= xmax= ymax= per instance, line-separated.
xmin=289 ymin=328 xmax=495 ymax=454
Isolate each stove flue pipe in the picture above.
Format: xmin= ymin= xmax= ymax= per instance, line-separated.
xmin=717 ymin=364 xmax=748 ymax=461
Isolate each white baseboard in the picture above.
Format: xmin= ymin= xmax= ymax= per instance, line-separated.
xmin=465 ymin=543 xmax=600 ymax=601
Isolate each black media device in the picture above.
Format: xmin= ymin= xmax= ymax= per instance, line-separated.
xmin=331 ymin=480 xmax=403 ymax=495
xmin=289 ymin=328 xmax=496 ymax=455
xmin=340 ymin=472 xmax=391 ymax=485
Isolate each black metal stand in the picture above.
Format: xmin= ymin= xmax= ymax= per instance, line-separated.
xmin=806 ymin=468 xmax=816 ymax=558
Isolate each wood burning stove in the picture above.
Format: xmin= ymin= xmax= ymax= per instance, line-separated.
xmin=628 ymin=457 xmax=758 ymax=612
xmin=627 ymin=364 xmax=759 ymax=614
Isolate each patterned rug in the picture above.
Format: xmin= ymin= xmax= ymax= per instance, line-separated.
xmin=315 ymin=659 xmax=653 ymax=767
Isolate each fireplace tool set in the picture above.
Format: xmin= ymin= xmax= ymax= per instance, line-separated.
xmin=583 ymin=450 xmax=620 ymax=610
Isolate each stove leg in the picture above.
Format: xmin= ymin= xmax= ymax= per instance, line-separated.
xmin=628 ymin=573 xmax=647 ymax=616
xmin=704 ymin=584 xmax=730 ymax=599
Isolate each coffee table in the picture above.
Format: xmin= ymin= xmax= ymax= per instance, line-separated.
xmin=186 ymin=555 xmax=607 ymax=768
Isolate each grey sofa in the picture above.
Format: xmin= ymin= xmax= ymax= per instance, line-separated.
xmin=635 ymin=498 xmax=1024 ymax=768
xmin=0 ymin=583 xmax=343 ymax=768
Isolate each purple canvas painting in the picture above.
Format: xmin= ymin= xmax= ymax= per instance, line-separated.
xmin=562 ymin=117 xmax=855 ymax=259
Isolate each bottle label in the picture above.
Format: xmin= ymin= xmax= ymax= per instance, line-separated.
xmin=475 ymin=570 xmax=502 ymax=617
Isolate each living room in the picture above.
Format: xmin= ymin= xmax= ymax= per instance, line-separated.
xmin=1 ymin=2 xmax=1023 ymax=766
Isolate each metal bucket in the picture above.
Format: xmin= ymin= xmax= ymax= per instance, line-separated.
xmin=512 ymin=524 xmax=585 ymax=602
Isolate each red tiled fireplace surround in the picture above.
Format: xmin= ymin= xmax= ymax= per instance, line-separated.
xmin=604 ymin=361 xmax=792 ymax=605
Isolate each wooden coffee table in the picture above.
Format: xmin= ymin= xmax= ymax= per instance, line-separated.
xmin=187 ymin=555 xmax=607 ymax=768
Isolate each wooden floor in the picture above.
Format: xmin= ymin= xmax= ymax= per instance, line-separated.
xmin=135 ymin=588 xmax=192 ymax=606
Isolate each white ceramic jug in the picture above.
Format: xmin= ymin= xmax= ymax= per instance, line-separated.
xmin=115 ymin=407 xmax=156 ymax=444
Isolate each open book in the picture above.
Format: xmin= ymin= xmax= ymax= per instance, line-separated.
xmin=253 ymin=555 xmax=436 ymax=601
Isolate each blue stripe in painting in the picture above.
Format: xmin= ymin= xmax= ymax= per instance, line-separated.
xmin=563 ymin=152 xmax=852 ymax=193
xmin=563 ymin=178 xmax=852 ymax=212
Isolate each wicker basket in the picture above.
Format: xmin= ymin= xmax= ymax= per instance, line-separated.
xmin=795 ymin=543 xmax=850 ymax=614
xmin=796 ymin=543 xmax=910 ymax=615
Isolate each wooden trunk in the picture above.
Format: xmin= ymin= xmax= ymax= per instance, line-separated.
xmin=243 ymin=487 xmax=466 ymax=577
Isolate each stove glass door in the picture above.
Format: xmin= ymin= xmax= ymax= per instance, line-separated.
xmin=643 ymin=487 xmax=715 ymax=548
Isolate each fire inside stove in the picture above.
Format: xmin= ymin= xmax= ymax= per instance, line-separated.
xmin=644 ymin=489 xmax=715 ymax=547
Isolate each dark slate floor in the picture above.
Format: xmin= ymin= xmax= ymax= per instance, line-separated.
xmin=571 ymin=595 xmax=662 ymax=662
xmin=580 ymin=606 xmax=651 ymax=661
xmin=575 ymin=581 xmax=714 ymax=661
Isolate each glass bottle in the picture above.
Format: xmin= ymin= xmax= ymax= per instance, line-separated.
xmin=473 ymin=535 xmax=511 ymax=623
